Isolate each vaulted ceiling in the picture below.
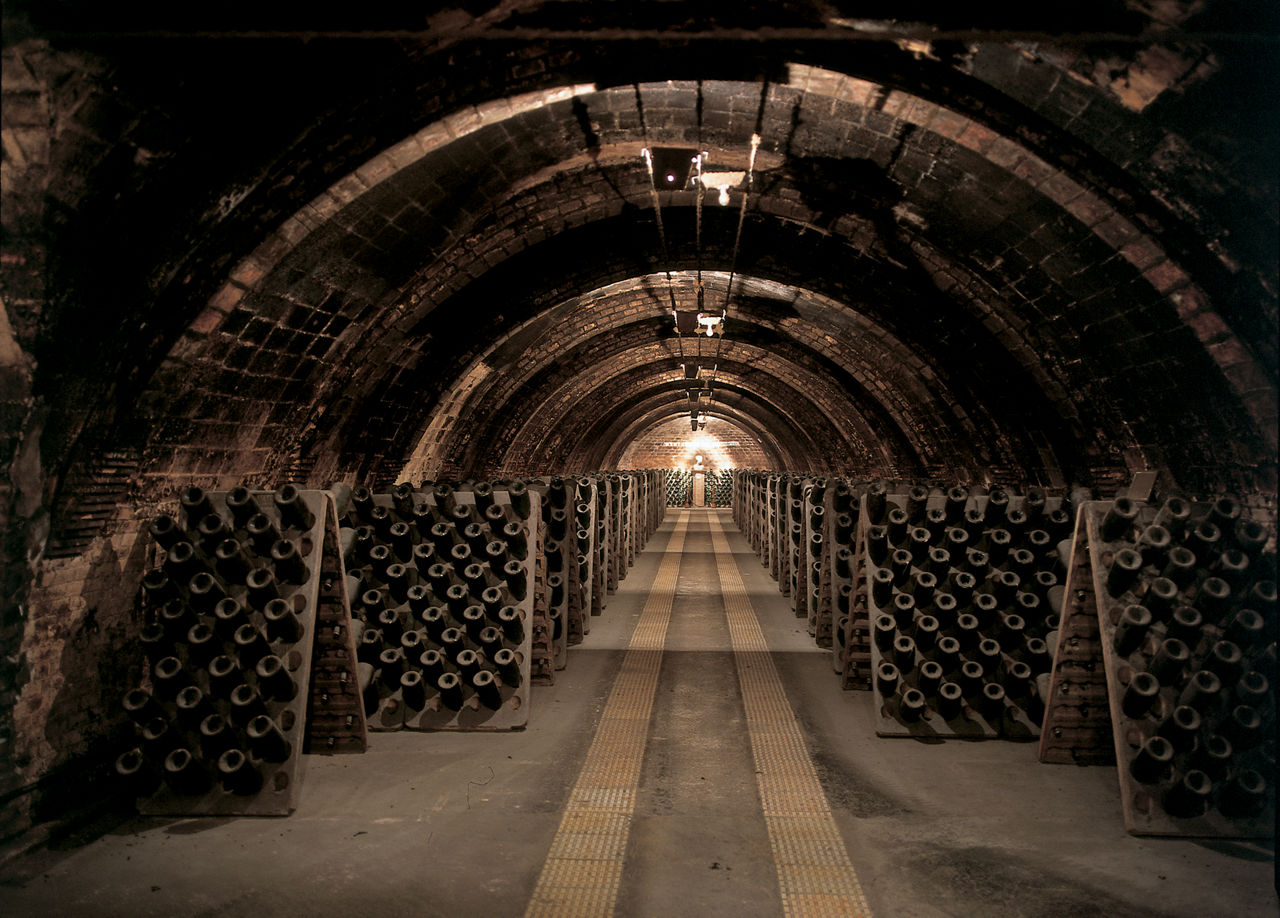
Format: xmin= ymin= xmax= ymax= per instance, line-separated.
xmin=2 ymin=3 xmax=1276 ymax=537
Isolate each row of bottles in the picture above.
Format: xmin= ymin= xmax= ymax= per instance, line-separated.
xmin=860 ymin=483 xmax=1069 ymax=738
xmin=733 ymin=472 xmax=878 ymax=688
xmin=1096 ymin=495 xmax=1276 ymax=830
xmin=336 ymin=481 xmax=538 ymax=730
xmin=735 ymin=471 xmax=1277 ymax=837
xmin=116 ymin=485 xmax=325 ymax=814
xmin=114 ymin=472 xmax=666 ymax=811
xmin=524 ymin=471 xmax=663 ymax=682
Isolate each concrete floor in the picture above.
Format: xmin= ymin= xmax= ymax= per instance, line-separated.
xmin=1 ymin=509 xmax=1275 ymax=917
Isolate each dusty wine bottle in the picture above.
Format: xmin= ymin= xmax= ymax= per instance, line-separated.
xmin=246 ymin=714 xmax=291 ymax=763
xmin=1099 ymin=498 xmax=1138 ymax=542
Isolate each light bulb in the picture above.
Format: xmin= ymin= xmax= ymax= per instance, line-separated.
xmin=718 ymin=186 xmax=730 ymax=206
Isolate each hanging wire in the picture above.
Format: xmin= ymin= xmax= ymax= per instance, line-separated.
xmin=719 ymin=133 xmax=761 ymax=323
xmin=640 ymin=150 xmax=682 ymax=323
xmin=694 ymin=80 xmax=707 ymax=343
xmin=694 ymin=149 xmax=705 ymax=312
xmin=634 ymin=85 xmax=686 ymax=369
xmin=694 ymin=81 xmax=706 ymax=365
xmin=692 ymin=148 xmax=708 ymax=367
xmin=706 ymin=84 xmax=771 ymax=424
xmin=690 ymin=82 xmax=714 ymax=419
xmin=704 ymin=132 xmax=762 ymax=424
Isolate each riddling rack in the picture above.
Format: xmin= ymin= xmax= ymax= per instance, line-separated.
xmin=566 ymin=477 xmax=597 ymax=643
xmin=1036 ymin=502 xmax=1117 ymax=766
xmin=1078 ymin=497 xmax=1275 ymax=837
xmin=861 ymin=485 xmax=1071 ymax=739
xmin=338 ymin=481 xmax=538 ymax=731
xmin=532 ymin=476 xmax=609 ymax=667
xmin=528 ymin=470 xmax=664 ymax=681
xmin=731 ymin=471 xmax=1076 ymax=729
xmin=531 ymin=478 xmax=573 ymax=672
xmin=530 ymin=514 xmax=554 ymax=684
xmin=114 ymin=471 xmax=666 ymax=811
xmin=732 ymin=471 xmax=875 ymax=687
xmin=340 ymin=472 xmax=663 ymax=697
xmin=117 ymin=485 xmax=359 ymax=815
xmin=305 ymin=502 xmax=370 ymax=754
xmin=793 ymin=478 xmax=818 ymax=620
xmin=588 ymin=476 xmax=608 ymax=618
xmin=802 ymin=482 xmax=832 ymax=644
xmin=831 ymin=482 xmax=872 ymax=686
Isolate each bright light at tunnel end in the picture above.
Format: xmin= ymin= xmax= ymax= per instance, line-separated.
xmin=683 ymin=434 xmax=732 ymax=470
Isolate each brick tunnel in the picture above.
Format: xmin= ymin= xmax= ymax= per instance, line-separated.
xmin=1 ymin=4 xmax=1277 ymax=916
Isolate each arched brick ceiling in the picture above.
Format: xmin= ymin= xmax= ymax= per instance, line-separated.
xmin=498 ymin=359 xmax=854 ymax=474
xmin=5 ymin=4 xmax=1277 ymax=524
xmin=408 ymin=271 xmax=963 ymax=481
xmin=160 ymin=72 xmax=1267 ymax=489
xmin=595 ymin=390 xmax=813 ymax=475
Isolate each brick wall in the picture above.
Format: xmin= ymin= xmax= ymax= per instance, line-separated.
xmin=2 ymin=510 xmax=153 ymax=845
xmin=618 ymin=416 xmax=770 ymax=470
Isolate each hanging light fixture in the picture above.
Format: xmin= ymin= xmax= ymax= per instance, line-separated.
xmin=698 ymin=170 xmax=747 ymax=206
xmin=696 ymin=312 xmax=725 ymax=337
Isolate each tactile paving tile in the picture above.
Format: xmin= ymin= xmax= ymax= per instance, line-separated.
xmin=710 ymin=512 xmax=874 ymax=918
xmin=524 ymin=514 xmax=689 ymax=918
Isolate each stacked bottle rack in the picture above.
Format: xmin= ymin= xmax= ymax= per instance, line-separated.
xmin=529 ymin=470 xmax=663 ymax=683
xmin=339 ymin=481 xmax=538 ymax=732
xmin=1050 ymin=496 xmax=1275 ymax=836
xmin=827 ymin=481 xmax=871 ymax=686
xmin=666 ymin=469 xmax=693 ymax=506
xmin=733 ymin=472 xmax=1077 ymax=723
xmin=117 ymin=485 xmax=361 ymax=815
xmin=1036 ymin=499 xmax=1120 ymax=766
xmin=532 ymin=478 xmax=573 ymax=672
xmin=733 ymin=471 xmax=874 ymax=687
xmin=863 ymin=485 xmax=1071 ymax=739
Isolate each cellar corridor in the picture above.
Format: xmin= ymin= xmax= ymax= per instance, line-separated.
xmin=0 ymin=510 xmax=1273 ymax=918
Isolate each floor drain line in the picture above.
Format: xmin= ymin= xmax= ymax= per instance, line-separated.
xmin=525 ymin=513 xmax=690 ymax=918
xmin=709 ymin=512 xmax=874 ymax=918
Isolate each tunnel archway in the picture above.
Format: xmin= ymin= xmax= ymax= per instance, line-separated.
xmin=3 ymin=5 xmax=1276 ymax=846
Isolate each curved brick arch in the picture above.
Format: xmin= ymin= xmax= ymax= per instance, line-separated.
xmin=408 ymin=269 xmax=956 ymax=476
xmin=580 ymin=402 xmax=797 ymax=476
xmin=584 ymin=381 xmax=817 ymax=475
xmin=497 ymin=360 xmax=859 ymax=477
xmin=335 ymin=185 xmax=1091 ymax=483
xmin=494 ymin=358 xmax=841 ymax=475
xmin=488 ymin=352 xmax=911 ymax=474
xmin=157 ymin=75 xmax=1269 ymax=493
xmin=474 ymin=331 xmax=922 ymax=469
xmin=9 ymin=12 xmax=1274 ymax=524
xmin=606 ymin=404 xmax=794 ymax=474
xmin=525 ymin=375 xmax=854 ymax=472
xmin=85 ymin=66 xmax=1263 ymax=497
xmin=421 ymin=286 xmax=940 ymax=481
xmin=554 ymin=391 xmax=828 ymax=477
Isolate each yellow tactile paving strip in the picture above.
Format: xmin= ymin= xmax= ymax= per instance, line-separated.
xmin=524 ymin=514 xmax=689 ymax=918
xmin=709 ymin=512 xmax=874 ymax=918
